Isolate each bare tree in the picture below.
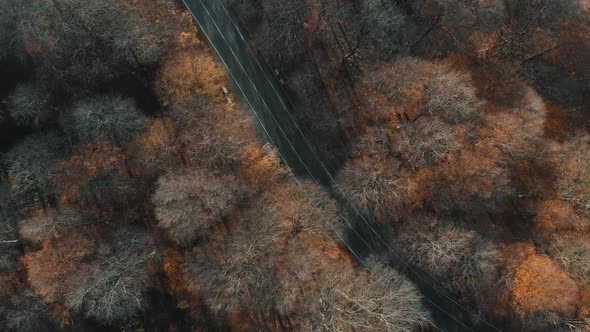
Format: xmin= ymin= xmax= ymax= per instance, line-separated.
xmin=556 ymin=134 xmax=590 ymax=214
xmin=396 ymin=117 xmax=462 ymax=167
xmin=294 ymin=257 xmax=431 ymax=331
xmin=337 ymin=155 xmax=418 ymax=221
xmin=0 ymin=211 xmax=20 ymax=272
xmin=153 ymin=169 xmax=244 ymax=246
xmin=8 ymin=82 xmax=54 ymax=127
xmin=128 ymin=117 xmax=181 ymax=173
xmin=62 ymin=95 xmax=144 ymax=145
xmin=360 ymin=57 xmax=482 ymax=124
xmin=2 ymin=133 xmax=62 ymax=211
xmin=155 ymin=49 xmax=227 ymax=105
xmin=393 ymin=216 xmax=499 ymax=294
xmin=548 ymin=233 xmax=590 ymax=284
xmin=19 ymin=206 xmax=83 ymax=244
xmin=186 ymin=195 xmax=284 ymax=315
xmin=489 ymin=86 xmax=547 ymax=164
xmin=14 ymin=0 xmax=175 ymax=90
xmin=1 ymin=290 xmax=55 ymax=332
xmin=63 ymin=227 xmax=156 ymax=324
xmin=257 ymin=0 xmax=307 ymax=62
xmin=359 ymin=0 xmax=409 ymax=52
xmin=274 ymin=181 xmax=344 ymax=237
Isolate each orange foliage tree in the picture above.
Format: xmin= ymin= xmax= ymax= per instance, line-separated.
xmin=53 ymin=141 xmax=134 ymax=210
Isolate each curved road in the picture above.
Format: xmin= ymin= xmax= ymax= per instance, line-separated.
xmin=181 ymin=0 xmax=504 ymax=331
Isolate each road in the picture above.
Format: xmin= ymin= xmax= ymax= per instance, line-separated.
xmin=182 ymin=0 xmax=331 ymax=185
xmin=181 ymin=0 xmax=503 ymax=331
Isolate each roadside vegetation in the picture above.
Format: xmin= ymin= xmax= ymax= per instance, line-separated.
xmin=1 ymin=0 xmax=589 ymax=331
xmin=0 ymin=0 xmax=431 ymax=330
xmin=224 ymin=0 xmax=590 ymax=330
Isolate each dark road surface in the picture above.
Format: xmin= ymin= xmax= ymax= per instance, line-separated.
xmin=183 ymin=0 xmax=330 ymax=185
xmin=182 ymin=0 xmax=505 ymax=331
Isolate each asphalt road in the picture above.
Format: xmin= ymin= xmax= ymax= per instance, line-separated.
xmin=182 ymin=0 xmax=331 ymax=185
xmin=181 ymin=0 xmax=504 ymax=331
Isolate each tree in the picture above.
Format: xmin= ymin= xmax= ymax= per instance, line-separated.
xmin=424 ymin=147 xmax=512 ymax=214
xmin=257 ymin=0 xmax=307 ymax=62
xmin=337 ymin=155 xmax=419 ymax=221
xmin=153 ymin=169 xmax=244 ymax=246
xmin=156 ymin=48 xmax=227 ymax=106
xmin=485 ymin=86 xmax=547 ymax=164
xmin=19 ymin=206 xmax=83 ymax=244
xmin=186 ymin=195 xmax=284 ymax=315
xmin=0 ymin=211 xmax=20 ymax=272
xmin=62 ymin=95 xmax=144 ymax=145
xmin=0 ymin=290 xmax=55 ymax=332
xmin=359 ymin=0 xmax=409 ymax=52
xmin=273 ymin=181 xmax=344 ymax=238
xmin=128 ymin=117 xmax=181 ymax=173
xmin=238 ymin=146 xmax=290 ymax=190
xmin=26 ymin=231 xmax=97 ymax=303
xmin=63 ymin=227 xmax=156 ymax=324
xmin=396 ymin=117 xmax=462 ymax=167
xmin=0 ymin=0 xmax=25 ymax=62
xmin=2 ymin=133 xmax=62 ymax=212
xmin=294 ymin=258 xmax=431 ymax=331
xmin=510 ymin=254 xmax=578 ymax=316
xmin=53 ymin=141 xmax=135 ymax=209
xmin=360 ymin=57 xmax=481 ymax=125
xmin=548 ymin=234 xmax=590 ymax=284
xmin=178 ymin=102 xmax=257 ymax=170
xmin=393 ymin=216 xmax=499 ymax=294
xmin=8 ymin=81 xmax=54 ymax=127
xmin=26 ymin=227 xmax=156 ymax=324
xmin=555 ymin=134 xmax=590 ymax=214
xmin=14 ymin=0 xmax=174 ymax=90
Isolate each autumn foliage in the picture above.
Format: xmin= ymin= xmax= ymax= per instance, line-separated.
xmin=1 ymin=0 xmax=589 ymax=330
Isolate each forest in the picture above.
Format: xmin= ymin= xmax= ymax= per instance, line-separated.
xmin=0 ymin=0 xmax=588 ymax=331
